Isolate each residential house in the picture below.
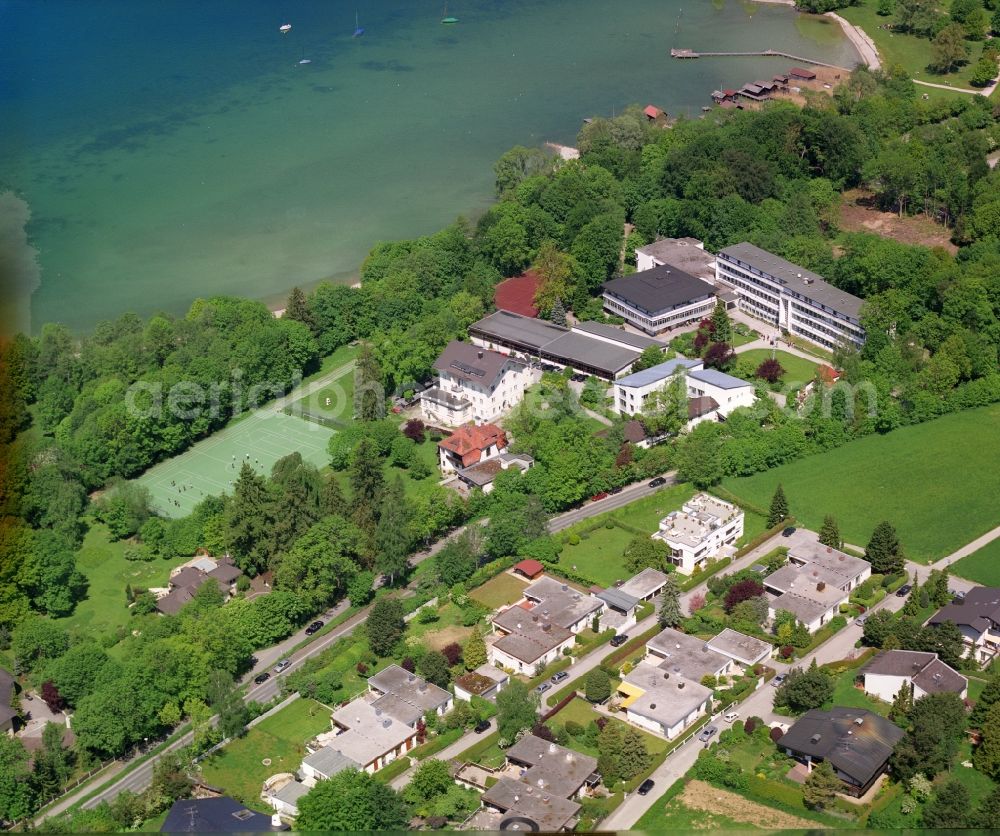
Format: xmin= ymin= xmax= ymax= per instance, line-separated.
xmin=861 ymin=650 xmax=967 ymax=703
xmin=0 ymin=668 xmax=17 ymax=735
xmin=613 ymin=358 xmax=702 ymax=417
xmin=686 ymin=368 xmax=756 ymax=416
xmin=595 ymin=587 xmax=640 ymax=634
xmin=602 ymin=263 xmax=718 ymax=336
xmin=454 ymin=664 xmax=510 ymax=702
xmin=705 ymin=628 xmax=772 ymax=668
xmin=928 ymin=586 xmax=1000 ymax=664
xmin=469 ymin=310 xmax=646 ymax=380
xmin=651 ymin=493 xmax=744 ymax=575
xmin=488 ymin=577 xmax=604 ymax=673
xmin=764 ymin=544 xmax=870 ymax=632
xmin=456 ymin=452 xmax=533 ymax=495
xmin=160 ymin=798 xmax=287 ymax=832
xmin=155 ymin=554 xmax=242 ymax=615
xmin=263 ymin=778 xmax=309 ymax=819
xmin=717 ymin=242 xmax=865 ymax=350
xmin=613 ymin=359 xmax=754 ymax=421
xmin=479 ymin=735 xmax=600 ymax=832
xmin=778 ymin=708 xmax=904 ymax=797
xmin=421 ymin=340 xmax=532 ymax=427
xmin=618 ymin=568 xmax=669 ymax=602
xmin=302 ymin=666 xmax=452 ymax=778
xmin=438 ymin=423 xmax=507 ymax=475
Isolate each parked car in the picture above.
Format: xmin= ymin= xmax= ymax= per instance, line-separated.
xmin=305 ymin=620 xmax=324 ymax=635
xmin=590 ymin=492 xmax=609 ymax=502
xmin=551 ymin=671 xmax=570 ymax=684
xmin=648 ymin=477 xmax=667 ymax=488
xmin=535 ymin=682 xmax=552 ymax=695
xmin=952 ymin=589 xmax=966 ymax=602
xmin=637 ymin=779 xmax=655 ymax=796
xmin=895 ymin=584 xmax=913 ymax=598
xmin=253 ymin=672 xmax=270 ymax=685
xmin=697 ymin=725 xmax=718 ymax=743
xmin=781 ymin=526 xmax=797 ymax=537
xmin=610 ymin=485 xmax=623 ymax=495
xmin=474 ymin=720 xmax=491 ymax=734
xmin=771 ymin=673 xmax=787 ymax=687
xmin=855 ymin=614 xmax=868 ymax=626
xmin=724 ymin=711 xmax=739 ymax=723
xmin=610 ymin=634 xmax=629 ymax=647
xmin=274 ymin=660 xmax=292 ymax=674
xmin=571 ymin=373 xmax=587 ymax=383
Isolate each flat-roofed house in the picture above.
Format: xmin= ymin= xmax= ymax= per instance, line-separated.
xmin=479 ymin=735 xmax=599 ymax=831
xmin=421 ymin=340 xmax=532 ymax=427
xmin=635 ymin=237 xmax=717 ymax=281
xmin=302 ymin=666 xmax=451 ymax=778
xmin=706 ymin=628 xmax=772 ymax=668
xmin=652 ymin=493 xmax=744 ymax=575
xmin=488 ymin=578 xmax=604 ymax=673
xmin=619 ymin=660 xmax=714 ymax=739
xmin=618 ymin=568 xmax=669 ymax=602
xmin=685 ymin=368 xmax=756 ymax=416
xmin=602 ymin=264 xmax=717 ymax=336
xmin=786 ymin=542 xmax=871 ymax=592
xmin=596 ymin=587 xmax=640 ymax=634
xmin=438 ymin=423 xmax=507 ymax=475
xmin=928 ymin=586 xmax=1000 ymax=664
xmin=778 ymin=708 xmax=904 ymax=797
xmin=454 ymin=664 xmax=510 ymax=702
xmin=861 ymin=650 xmax=967 ymax=702
xmin=613 ymin=358 xmax=702 ymax=417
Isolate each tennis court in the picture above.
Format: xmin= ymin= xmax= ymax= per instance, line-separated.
xmin=137 ymin=411 xmax=335 ymax=518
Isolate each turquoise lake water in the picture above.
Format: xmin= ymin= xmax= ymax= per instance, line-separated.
xmin=0 ymin=0 xmax=858 ymax=334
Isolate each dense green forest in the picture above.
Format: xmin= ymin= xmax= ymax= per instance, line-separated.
xmin=4 ymin=64 xmax=1000 ymax=822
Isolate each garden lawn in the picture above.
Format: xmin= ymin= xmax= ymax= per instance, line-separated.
xmin=736 ymin=349 xmax=819 ymax=386
xmin=558 ymin=525 xmax=637 ymax=587
xmin=722 ymin=404 xmax=1000 ymax=562
xmin=200 ymin=698 xmax=331 ymax=808
xmin=839 ymin=0 xmax=987 ymax=90
xmin=635 ymin=781 xmax=746 ymax=830
xmin=408 ymin=601 xmax=474 ymax=649
xmin=824 ymin=668 xmax=890 ymax=717
xmin=58 ymin=523 xmax=188 ymax=645
xmin=469 ymin=572 xmax=528 ymax=609
xmin=554 ymin=698 xmax=670 ymax=757
xmin=953 ymin=537 xmax=1000 ymax=585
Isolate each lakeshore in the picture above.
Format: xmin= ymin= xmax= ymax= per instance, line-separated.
xmin=2 ymin=0 xmax=858 ymax=335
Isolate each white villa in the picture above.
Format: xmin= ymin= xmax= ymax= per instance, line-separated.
xmin=651 ymin=493 xmax=744 ymax=575
xmin=861 ymin=650 xmax=967 ymax=702
xmin=421 ymin=340 xmax=533 ymax=427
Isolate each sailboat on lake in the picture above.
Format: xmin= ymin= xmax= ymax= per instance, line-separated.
xmin=441 ymin=2 xmax=458 ymax=24
xmin=353 ymin=10 xmax=364 ymax=37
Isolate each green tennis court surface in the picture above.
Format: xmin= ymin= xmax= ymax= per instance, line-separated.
xmin=137 ymin=411 xmax=335 ymax=518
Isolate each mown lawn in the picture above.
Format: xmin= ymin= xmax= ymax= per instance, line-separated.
xmin=200 ymin=698 xmax=331 ymax=807
xmin=825 ymin=668 xmax=890 ymax=717
xmin=558 ymin=525 xmax=637 ymax=587
xmin=553 ymin=698 xmax=670 ymax=757
xmin=839 ymin=0 xmax=987 ymax=90
xmin=469 ymin=572 xmax=528 ymax=610
xmin=58 ymin=523 xmax=188 ymax=645
xmin=953 ymin=537 xmax=1000 ymax=585
xmin=736 ymin=349 xmax=819 ymax=386
xmin=722 ymin=404 xmax=1000 ymax=562
xmin=635 ymin=781 xmax=747 ymax=830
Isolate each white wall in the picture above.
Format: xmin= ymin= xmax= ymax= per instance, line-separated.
xmin=685 ymin=379 xmax=756 ymax=417
xmin=863 ymin=672 xmax=904 ymax=704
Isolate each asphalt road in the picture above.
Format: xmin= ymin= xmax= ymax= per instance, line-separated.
xmin=62 ymin=470 xmax=676 ymax=816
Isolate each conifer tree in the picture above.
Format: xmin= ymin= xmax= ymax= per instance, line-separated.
xmin=349 ymin=436 xmax=384 ymax=511
xmin=865 ymin=521 xmax=904 ymax=575
xmin=284 ymin=286 xmax=314 ymax=331
xmin=767 ymin=484 xmax=789 ymax=528
xmin=353 ymin=343 xmax=384 ymax=422
xmin=901 ymin=580 xmax=920 ymax=617
xmin=657 ymin=574 xmax=683 ymax=628
xmin=375 ymin=477 xmax=412 ymax=585
xmin=550 ymin=298 xmax=567 ymax=327
xmin=710 ymin=299 xmax=733 ymax=345
xmin=818 ymin=515 xmax=841 ymax=549
xmin=803 ymin=759 xmax=841 ymax=810
xmin=890 ymin=680 xmax=913 ymax=721
xmin=463 ymin=627 xmax=487 ymax=670
xmin=225 ymin=462 xmax=272 ymax=574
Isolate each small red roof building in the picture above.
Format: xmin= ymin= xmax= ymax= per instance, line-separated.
xmin=494 ymin=271 xmax=541 ymax=318
xmin=789 ymin=67 xmax=817 ymax=80
xmin=513 ymin=559 xmax=545 ymax=580
xmin=643 ymin=104 xmax=664 ymax=120
xmin=438 ymin=423 xmax=508 ymax=468
xmin=818 ymin=364 xmax=842 ymax=384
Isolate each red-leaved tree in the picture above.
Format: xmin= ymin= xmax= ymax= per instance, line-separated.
xmin=40 ymin=681 xmax=65 ymax=713
xmin=723 ymin=579 xmax=765 ymax=613
xmin=703 ymin=342 xmax=735 ymax=371
xmin=756 ymin=358 xmax=785 ymax=383
xmin=693 ymin=318 xmax=716 ymax=353
xmin=441 ymin=642 xmax=463 ymax=667
xmin=689 ymin=592 xmax=707 ymax=612
xmin=403 ymin=418 xmax=426 ymax=442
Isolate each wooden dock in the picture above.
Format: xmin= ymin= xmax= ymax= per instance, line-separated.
xmin=670 ymin=48 xmax=845 ymax=69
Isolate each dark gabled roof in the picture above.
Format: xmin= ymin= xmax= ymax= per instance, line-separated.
xmin=161 ymin=798 xmax=287 ymax=833
xmin=0 ymin=668 xmax=14 ymax=705
xmin=688 ymin=395 xmax=719 ymax=418
xmin=928 ymin=587 xmax=1000 ymax=632
xmin=603 ymin=264 xmax=715 ymax=315
xmin=862 ymin=651 xmax=967 ymax=698
xmin=779 ymin=709 xmax=904 ymax=786
xmin=434 ymin=340 xmax=523 ymax=389
xmin=541 ymin=331 xmax=639 ymax=376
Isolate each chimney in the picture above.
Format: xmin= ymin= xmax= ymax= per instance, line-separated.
xmin=548 ymin=742 xmax=557 ymax=754
xmin=678 ymin=681 xmax=685 ymax=689
xmin=477 ymin=350 xmax=484 ymax=359
xmin=817 ymin=582 xmax=825 ymax=592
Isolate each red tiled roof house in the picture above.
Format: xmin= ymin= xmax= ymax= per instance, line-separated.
xmin=438 ymin=423 xmax=508 ymax=475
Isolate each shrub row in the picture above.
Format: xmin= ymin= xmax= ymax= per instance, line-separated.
xmin=602 ymin=624 xmax=662 ymax=668
xmin=734 ymin=516 xmax=797 ymax=559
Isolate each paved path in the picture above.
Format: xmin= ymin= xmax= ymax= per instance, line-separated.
xmin=389 ymin=611 xmax=660 ymax=791
xmin=734 ymin=336 xmax=828 ymax=366
xmin=937 ymin=524 xmax=1000 ymax=568
xmin=826 ymin=12 xmax=881 ymax=71
xmin=549 ymin=473 xmax=676 ymax=533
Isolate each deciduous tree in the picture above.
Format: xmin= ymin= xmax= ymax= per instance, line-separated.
xmin=297 ymin=768 xmax=409 ymax=831
xmin=367 ymin=597 xmax=406 ymax=658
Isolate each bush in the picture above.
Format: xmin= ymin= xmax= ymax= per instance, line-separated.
xmin=770 ymin=726 xmax=784 ymax=743
xmin=691 ymin=753 xmax=749 ymax=790
xmin=744 ymin=716 xmax=758 ymax=734
xmin=567 ymin=533 xmax=581 ymax=546
xmin=780 ymin=645 xmax=794 ymax=659
xmin=565 ymin=720 xmax=584 ymax=737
